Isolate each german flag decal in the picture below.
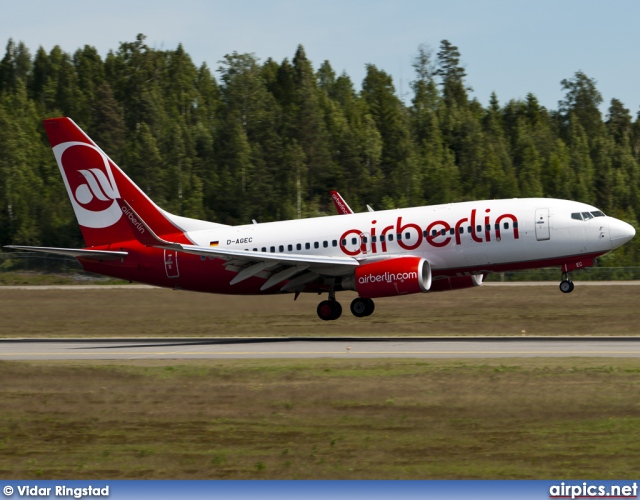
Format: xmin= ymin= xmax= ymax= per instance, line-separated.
xmin=210 ymin=241 xmax=219 ymax=247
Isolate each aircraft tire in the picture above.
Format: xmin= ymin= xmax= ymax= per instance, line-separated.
xmin=318 ymin=300 xmax=342 ymax=321
xmin=351 ymin=297 xmax=375 ymax=317
xmin=559 ymin=280 xmax=574 ymax=293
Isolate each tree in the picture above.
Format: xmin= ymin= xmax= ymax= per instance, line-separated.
xmin=435 ymin=40 xmax=468 ymax=107
xmin=558 ymin=71 xmax=604 ymax=141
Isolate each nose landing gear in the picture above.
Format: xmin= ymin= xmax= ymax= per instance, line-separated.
xmin=559 ymin=272 xmax=575 ymax=293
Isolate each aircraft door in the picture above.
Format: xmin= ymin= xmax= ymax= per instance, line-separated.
xmin=535 ymin=208 xmax=550 ymax=241
xmin=164 ymin=249 xmax=180 ymax=278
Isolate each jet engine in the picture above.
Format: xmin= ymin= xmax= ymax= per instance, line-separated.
xmin=341 ymin=257 xmax=431 ymax=298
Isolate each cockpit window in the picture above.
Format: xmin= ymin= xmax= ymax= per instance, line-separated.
xmin=572 ymin=210 xmax=606 ymax=221
xmin=582 ymin=212 xmax=594 ymax=221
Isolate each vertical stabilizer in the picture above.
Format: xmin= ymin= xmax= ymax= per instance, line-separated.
xmin=43 ymin=118 xmax=191 ymax=247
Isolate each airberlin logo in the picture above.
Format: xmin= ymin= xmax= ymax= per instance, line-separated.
xmin=53 ymin=141 xmax=122 ymax=229
xmin=358 ymin=271 xmax=417 ymax=284
xmin=74 ymin=168 xmax=118 ymax=207
xmin=121 ymin=205 xmax=146 ymax=234
xmin=339 ymin=209 xmax=519 ymax=257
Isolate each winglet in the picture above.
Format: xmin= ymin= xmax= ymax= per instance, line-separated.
xmin=116 ymin=199 xmax=178 ymax=248
xmin=330 ymin=190 xmax=354 ymax=215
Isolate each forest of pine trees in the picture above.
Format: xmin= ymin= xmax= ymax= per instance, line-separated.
xmin=0 ymin=35 xmax=638 ymax=265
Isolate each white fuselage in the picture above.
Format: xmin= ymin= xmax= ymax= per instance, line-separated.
xmin=183 ymin=198 xmax=628 ymax=277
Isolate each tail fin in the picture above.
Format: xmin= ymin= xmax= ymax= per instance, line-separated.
xmin=330 ymin=190 xmax=354 ymax=215
xmin=43 ymin=117 xmax=192 ymax=247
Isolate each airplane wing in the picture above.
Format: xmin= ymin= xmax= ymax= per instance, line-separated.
xmin=117 ymin=199 xmax=358 ymax=292
xmin=3 ymin=245 xmax=128 ymax=260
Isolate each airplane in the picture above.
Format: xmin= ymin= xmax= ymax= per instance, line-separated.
xmin=4 ymin=117 xmax=636 ymax=321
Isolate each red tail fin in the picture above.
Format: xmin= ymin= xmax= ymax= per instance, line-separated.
xmin=43 ymin=118 xmax=191 ymax=247
xmin=330 ymin=190 xmax=354 ymax=215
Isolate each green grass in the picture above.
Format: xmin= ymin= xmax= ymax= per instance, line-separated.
xmin=2 ymin=285 xmax=640 ymax=337
xmin=2 ymin=358 xmax=640 ymax=479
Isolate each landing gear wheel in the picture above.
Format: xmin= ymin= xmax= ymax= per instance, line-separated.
xmin=559 ymin=280 xmax=574 ymax=293
xmin=317 ymin=300 xmax=342 ymax=321
xmin=350 ymin=297 xmax=375 ymax=317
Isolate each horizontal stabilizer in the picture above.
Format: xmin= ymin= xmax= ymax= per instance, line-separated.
xmin=3 ymin=245 xmax=127 ymax=260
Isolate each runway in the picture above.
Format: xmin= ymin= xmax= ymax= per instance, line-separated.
xmin=3 ymin=337 xmax=640 ymax=360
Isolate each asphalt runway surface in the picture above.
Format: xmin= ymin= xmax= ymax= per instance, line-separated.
xmin=3 ymin=337 xmax=640 ymax=360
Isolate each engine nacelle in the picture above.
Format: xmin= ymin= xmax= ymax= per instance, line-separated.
xmin=428 ymin=274 xmax=484 ymax=292
xmin=342 ymin=257 xmax=432 ymax=298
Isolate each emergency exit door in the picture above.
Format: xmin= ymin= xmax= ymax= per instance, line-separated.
xmin=535 ymin=208 xmax=550 ymax=241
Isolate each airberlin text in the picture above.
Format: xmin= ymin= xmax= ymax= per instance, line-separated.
xmin=359 ymin=271 xmax=417 ymax=285
xmin=339 ymin=208 xmax=519 ymax=256
xmin=120 ymin=206 xmax=145 ymax=234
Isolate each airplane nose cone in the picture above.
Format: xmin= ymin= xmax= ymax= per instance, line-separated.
xmin=609 ymin=218 xmax=636 ymax=248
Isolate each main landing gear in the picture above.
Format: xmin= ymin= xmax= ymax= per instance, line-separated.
xmin=316 ymin=291 xmax=376 ymax=321
xmin=350 ymin=297 xmax=375 ymax=317
xmin=559 ymin=272 xmax=575 ymax=294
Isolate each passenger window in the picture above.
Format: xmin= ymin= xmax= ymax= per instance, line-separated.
xmin=486 ymin=224 xmax=491 ymax=231
xmin=305 ymin=242 xmax=311 ymax=250
xmin=458 ymin=227 xmax=464 ymax=234
xmin=332 ymin=240 xmax=337 ymax=247
xmin=571 ymin=213 xmax=583 ymax=221
xmin=503 ymin=222 xmax=509 ymax=229
xmin=388 ymin=234 xmax=394 ymax=241
xmin=467 ymin=226 xmax=472 ymax=233
xmin=287 ymin=244 xmax=292 ymax=251
xmin=262 ymin=247 xmax=266 ymax=252
xmin=270 ymin=246 xmax=275 ymax=253
xmin=405 ymin=232 xmax=410 ymax=239
xmin=431 ymin=229 xmax=438 ymax=237
xmin=397 ymin=233 xmax=402 ymax=241
xmin=494 ymin=223 xmax=499 ymax=230
xmin=351 ymin=237 xmax=357 ymax=245
xmin=476 ymin=225 xmax=482 ymax=232
xmin=380 ymin=234 xmax=386 ymax=242
xmin=323 ymin=241 xmax=328 ymax=248
xmin=449 ymin=228 xmax=455 ymax=235
xmin=341 ymin=239 xmax=346 ymax=246
xmin=296 ymin=243 xmax=301 ymax=250
xmin=362 ymin=237 xmax=368 ymax=244
xmin=372 ymin=236 xmax=377 ymax=243
xmin=314 ymin=242 xmax=319 ymax=249
xmin=440 ymin=229 xmax=446 ymax=236
xmin=513 ymin=222 xmax=518 ymax=228
xmin=253 ymin=248 xmax=257 ymax=251
xmin=279 ymin=245 xmax=284 ymax=252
